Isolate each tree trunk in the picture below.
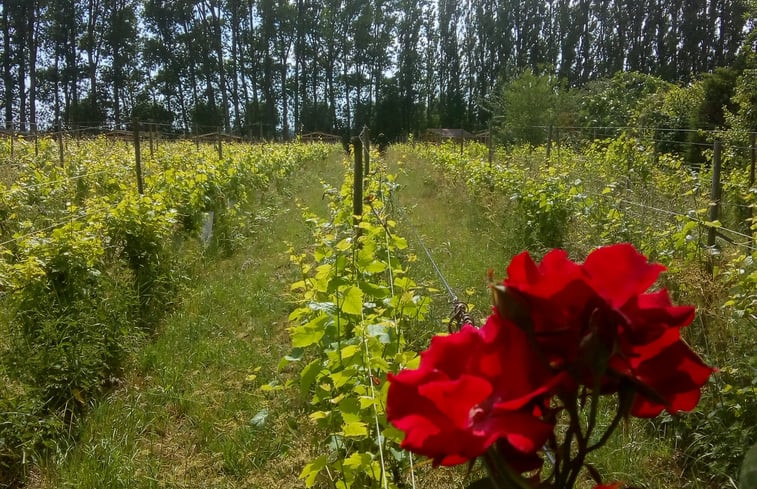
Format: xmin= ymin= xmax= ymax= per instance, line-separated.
xmin=208 ymin=1 xmax=230 ymax=132
xmin=87 ymin=0 xmax=99 ymax=108
xmin=344 ymin=65 xmax=351 ymax=130
xmin=3 ymin=5 xmax=13 ymax=126
xmin=230 ymin=0 xmax=242 ymax=132
xmin=29 ymin=1 xmax=38 ymax=130
xmin=113 ymin=74 xmax=120 ymax=126
xmin=17 ymin=8 xmax=27 ymax=131
xmin=54 ymin=52 xmax=61 ymax=126
xmin=293 ymin=0 xmax=303 ymax=134
xmin=281 ymin=63 xmax=288 ymax=140
xmin=68 ymin=10 xmax=78 ymax=122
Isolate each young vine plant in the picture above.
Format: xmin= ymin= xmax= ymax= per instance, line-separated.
xmin=276 ymin=152 xmax=430 ymax=488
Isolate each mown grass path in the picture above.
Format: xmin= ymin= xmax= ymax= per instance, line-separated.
xmin=32 ymin=151 xmax=344 ymax=489
xmin=388 ymin=147 xmax=517 ymax=332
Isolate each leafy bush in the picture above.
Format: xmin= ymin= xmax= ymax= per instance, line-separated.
xmin=492 ymin=69 xmax=575 ymax=145
xmin=0 ymin=138 xmax=335 ymax=486
xmin=403 ymin=137 xmax=756 ymax=487
xmin=579 ymin=71 xmax=672 ymax=131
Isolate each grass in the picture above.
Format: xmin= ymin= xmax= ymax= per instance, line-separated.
xmin=26 ymin=144 xmax=740 ymax=488
xmin=388 ymin=147 xmax=532 ymax=341
xmin=388 ymin=147 xmax=702 ymax=489
xmin=31 ymin=150 xmax=344 ymax=488
xmin=30 ymin=148 xmax=496 ymax=489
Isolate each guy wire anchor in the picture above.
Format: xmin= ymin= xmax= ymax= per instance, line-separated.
xmin=449 ymin=298 xmax=475 ymax=333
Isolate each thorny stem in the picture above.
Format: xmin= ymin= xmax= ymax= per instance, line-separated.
xmin=483 ymin=451 xmax=510 ymax=489
xmin=588 ymin=404 xmax=625 ymax=453
xmin=559 ymin=395 xmax=588 ymax=488
xmin=558 ymin=381 xmax=624 ymax=488
xmin=555 ymin=399 xmax=579 ymax=488
xmin=483 ymin=448 xmax=533 ymax=489
xmin=585 ymin=383 xmax=601 ymax=442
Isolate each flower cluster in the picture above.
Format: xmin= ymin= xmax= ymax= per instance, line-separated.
xmin=386 ymin=244 xmax=714 ymax=488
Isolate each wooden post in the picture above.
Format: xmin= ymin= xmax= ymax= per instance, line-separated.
xmin=488 ymin=119 xmax=494 ymax=167
xmin=750 ymin=132 xmax=755 ymax=188
xmin=652 ymin=130 xmax=659 ymax=167
xmin=546 ymin=124 xmax=552 ymax=160
xmin=194 ymin=124 xmax=199 ymax=150
xmin=750 ymin=133 xmax=756 ymax=245
xmin=58 ymin=124 xmax=64 ymax=167
xmin=9 ymin=122 xmax=14 ymax=159
xmin=149 ymin=123 xmax=154 ymax=159
xmin=133 ymin=121 xmax=144 ymax=195
xmin=217 ymin=127 xmax=223 ymax=159
xmin=707 ymin=140 xmax=722 ymax=251
xmin=556 ymin=126 xmax=561 ymax=163
xmin=459 ymin=128 xmax=464 ymax=156
xmin=352 ymin=136 xmax=363 ymax=225
xmin=363 ymin=125 xmax=370 ymax=177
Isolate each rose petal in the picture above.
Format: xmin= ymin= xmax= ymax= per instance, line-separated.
xmin=583 ymin=243 xmax=666 ymax=307
xmin=418 ymin=375 xmax=492 ymax=429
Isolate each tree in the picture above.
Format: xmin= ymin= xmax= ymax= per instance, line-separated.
xmin=437 ymin=0 xmax=463 ymax=127
xmin=104 ymin=0 xmax=139 ymax=127
xmin=130 ymin=95 xmax=174 ymax=128
xmin=494 ymin=69 xmax=562 ymax=145
xmin=686 ymin=67 xmax=740 ymax=162
xmin=579 ymin=71 xmax=672 ymax=129
xmin=395 ymin=0 xmax=426 ymax=136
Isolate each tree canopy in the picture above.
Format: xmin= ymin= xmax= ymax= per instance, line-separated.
xmin=0 ymin=0 xmax=754 ymax=138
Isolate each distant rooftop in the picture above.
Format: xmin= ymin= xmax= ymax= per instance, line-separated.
xmin=424 ymin=128 xmax=474 ymax=140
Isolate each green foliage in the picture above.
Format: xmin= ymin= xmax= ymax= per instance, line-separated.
xmin=686 ymin=68 xmax=741 ymax=163
xmin=725 ymin=68 xmax=757 ymax=149
xmin=243 ymin=101 xmax=278 ymax=139
xmin=579 ymin=71 xmax=673 ymax=130
xmin=0 ymin=138 xmax=334 ymax=486
xmin=191 ymin=101 xmax=225 ymax=132
xmin=672 ymin=360 xmax=757 ymax=486
xmin=696 ymin=68 xmax=740 ymax=130
xmin=413 ymin=141 xmax=575 ymax=251
xmin=64 ymin=95 xmax=108 ymax=128
xmin=372 ymin=80 xmax=406 ymax=143
xmin=741 ymin=441 xmax=757 ymax=489
xmin=279 ymin=153 xmax=429 ymax=488
xmin=300 ymin=101 xmax=334 ymax=134
xmin=402 ymin=137 xmax=756 ymax=488
xmin=129 ymin=97 xmax=174 ymax=127
xmin=493 ymin=69 xmax=564 ymax=145
xmin=633 ymin=84 xmax=704 ymax=155
xmin=0 ymin=382 xmax=64 ymax=486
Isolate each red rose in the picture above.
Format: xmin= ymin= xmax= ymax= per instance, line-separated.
xmin=502 ymin=248 xmax=601 ymax=369
xmin=501 ymin=243 xmax=714 ymax=416
xmin=386 ymin=310 xmax=557 ymax=466
xmin=583 ymin=245 xmax=714 ymax=415
xmin=611 ymin=327 xmax=716 ymax=417
xmin=583 ymin=244 xmax=695 ymax=346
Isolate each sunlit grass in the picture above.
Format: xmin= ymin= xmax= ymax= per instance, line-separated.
xmin=387 ymin=145 xmax=729 ymax=489
xmin=36 ymin=151 xmax=344 ymax=488
xmin=32 ymin=143 xmax=750 ymax=489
